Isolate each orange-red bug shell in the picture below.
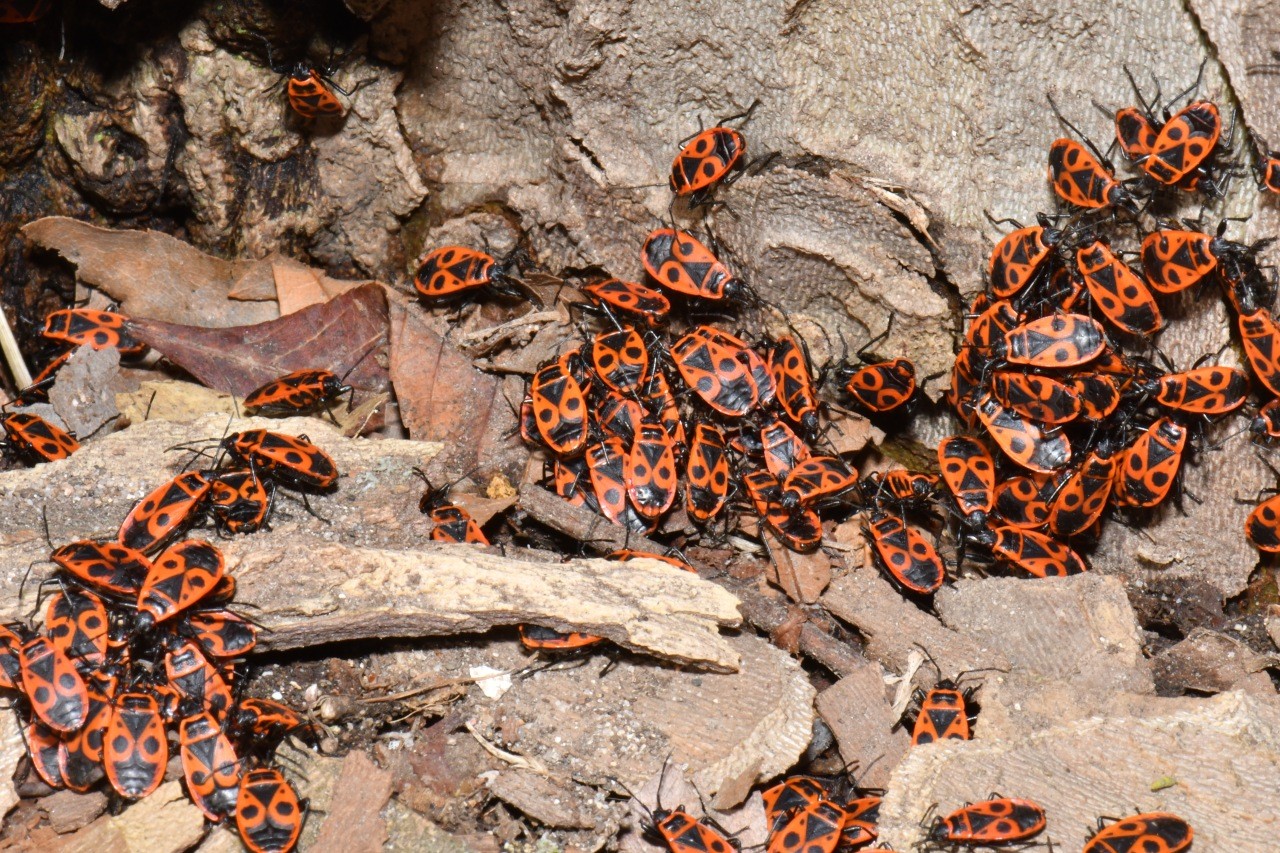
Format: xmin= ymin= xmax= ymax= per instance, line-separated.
xmin=235 ymin=768 xmax=305 ymax=853
xmin=19 ymin=636 xmax=88 ymax=733
xmin=670 ymin=126 xmax=746 ymax=196
xmin=105 ymin=691 xmax=167 ymax=799
xmin=117 ymin=471 xmax=212 ymax=554
xmin=3 ymin=413 xmax=80 ymax=463
xmin=641 ymin=228 xmax=743 ymax=301
xmin=180 ymin=711 xmax=242 ymax=821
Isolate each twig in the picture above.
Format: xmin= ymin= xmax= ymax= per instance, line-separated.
xmin=465 ymin=720 xmax=550 ymax=775
xmin=359 ymin=669 xmax=515 ymax=704
xmin=0 ymin=301 xmax=32 ymax=391
xmin=517 ymin=484 xmax=669 ymax=554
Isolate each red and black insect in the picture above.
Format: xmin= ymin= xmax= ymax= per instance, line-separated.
xmin=1068 ymin=372 xmax=1123 ymax=421
xmin=179 ymin=711 xmax=242 ymax=821
xmin=703 ymin=327 xmax=775 ymax=405
xmin=1248 ymin=492 xmax=1280 ymax=552
xmin=1115 ymin=106 xmax=1159 ymax=161
xmin=742 ymin=469 xmax=823 ymax=553
xmin=166 ymin=639 xmax=233 ymax=721
xmin=2 ymin=413 xmax=80 ymax=464
xmin=136 ymin=539 xmax=226 ymax=630
xmin=1238 ymin=307 xmax=1280 ymax=397
xmin=902 ymin=659 xmax=981 ymax=746
xmin=866 ymin=510 xmax=945 ymax=595
xmin=415 ymin=471 xmax=491 ymax=545
xmin=1115 ymin=417 xmax=1187 ymax=508
xmin=117 ymin=471 xmax=212 ymax=554
xmin=42 ymin=308 xmax=147 ymax=357
xmin=641 ymin=228 xmax=746 ymax=302
xmin=761 ymin=418 xmax=811 ymax=479
xmin=980 ymin=524 xmax=1089 ymax=577
xmin=208 ymin=468 xmax=274 ymax=534
xmin=223 ymin=429 xmax=338 ymax=490
xmin=1048 ymin=138 xmax=1138 ymax=212
xmin=1141 ymin=364 xmax=1249 ymax=415
xmin=990 ymin=370 xmax=1082 ymax=425
xmin=517 ymin=624 xmax=604 ymax=651
xmin=937 ymin=435 xmax=995 ymax=520
xmin=12 ymin=349 xmax=73 ymax=407
xmin=274 ymin=59 xmax=349 ymax=120
xmin=582 ymin=278 xmax=671 ymax=325
xmin=52 ymin=539 xmax=151 ymax=596
xmin=592 ymin=327 xmax=651 ymax=395
xmin=414 ymin=246 xmax=525 ymax=301
xmin=1083 ymin=812 xmax=1193 ymax=853
xmin=1046 ymin=441 xmax=1120 ymax=537
xmin=1141 ymin=227 xmax=1222 ymax=294
xmin=761 ymin=775 xmax=829 ymax=826
xmin=670 ymin=124 xmax=747 ymax=204
xmin=626 ymin=422 xmax=679 ymax=520
xmin=104 ymin=691 xmax=168 ymax=799
xmin=974 ymin=394 xmax=1072 ymax=474
xmin=1262 ymin=149 xmax=1280 ymax=194
xmin=844 ymin=358 xmax=917 ymax=414
xmin=685 ymin=423 xmax=732 ymax=523
xmin=780 ymin=455 xmax=857 ymax=509
xmin=1075 ymin=239 xmax=1164 ymax=336
xmin=766 ymin=335 xmax=821 ymax=436
xmin=766 ymin=798 xmax=846 ymax=853
xmin=993 ymin=473 xmax=1055 ymax=529
xmin=1000 ymin=313 xmax=1107 ymax=368
xmin=622 ymin=765 xmax=740 ymax=853
xmin=986 ymin=213 xmax=1063 ymax=299
xmin=244 ymin=368 xmax=355 ymax=417
xmin=672 ymin=326 xmax=760 ymax=417
xmin=640 ymin=367 xmax=686 ymax=449
xmin=185 ymin=609 xmax=259 ymax=659
xmin=1142 ymin=100 xmax=1222 ymax=188
xmin=587 ymin=437 xmax=632 ymax=527
xmin=232 ymin=698 xmax=314 ymax=748
xmin=551 ymin=455 xmax=595 ymax=509
xmin=60 ymin=673 xmax=116 ymax=792
xmin=927 ymin=796 xmax=1046 ymax=846
xmin=19 ymin=636 xmax=88 ymax=733
xmin=530 ymin=359 xmax=589 ymax=456
xmin=25 ymin=718 xmax=64 ymax=788
xmin=45 ymin=588 xmax=108 ymax=667
xmin=236 ymin=768 xmax=306 ymax=853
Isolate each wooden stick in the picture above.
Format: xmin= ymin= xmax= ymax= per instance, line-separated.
xmin=0 ymin=300 xmax=31 ymax=392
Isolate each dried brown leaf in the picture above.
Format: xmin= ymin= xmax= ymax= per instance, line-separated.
xmin=21 ymin=217 xmax=277 ymax=327
xmin=123 ymin=283 xmax=390 ymax=401
xmin=763 ymin=528 xmax=832 ymax=603
xmin=387 ymin=295 xmax=527 ymax=480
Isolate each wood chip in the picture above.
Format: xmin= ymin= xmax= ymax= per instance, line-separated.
xmin=815 ymin=658 xmax=910 ymax=789
xmin=821 ymin=563 xmax=1006 ymax=676
xmin=47 ymin=781 xmax=204 ymax=853
xmin=40 ymin=790 xmax=107 ymax=834
xmin=310 ymin=751 xmax=394 ymax=853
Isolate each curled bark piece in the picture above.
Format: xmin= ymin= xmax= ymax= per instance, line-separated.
xmin=228 ymin=535 xmax=742 ymax=671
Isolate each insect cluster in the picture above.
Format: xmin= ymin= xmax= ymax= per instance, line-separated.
xmin=629 ymin=763 xmax=1194 ymax=852
xmin=0 ymin=423 xmax=338 ymax=852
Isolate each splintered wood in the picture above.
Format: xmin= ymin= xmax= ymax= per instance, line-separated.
xmin=228 ymin=537 xmax=742 ymax=669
